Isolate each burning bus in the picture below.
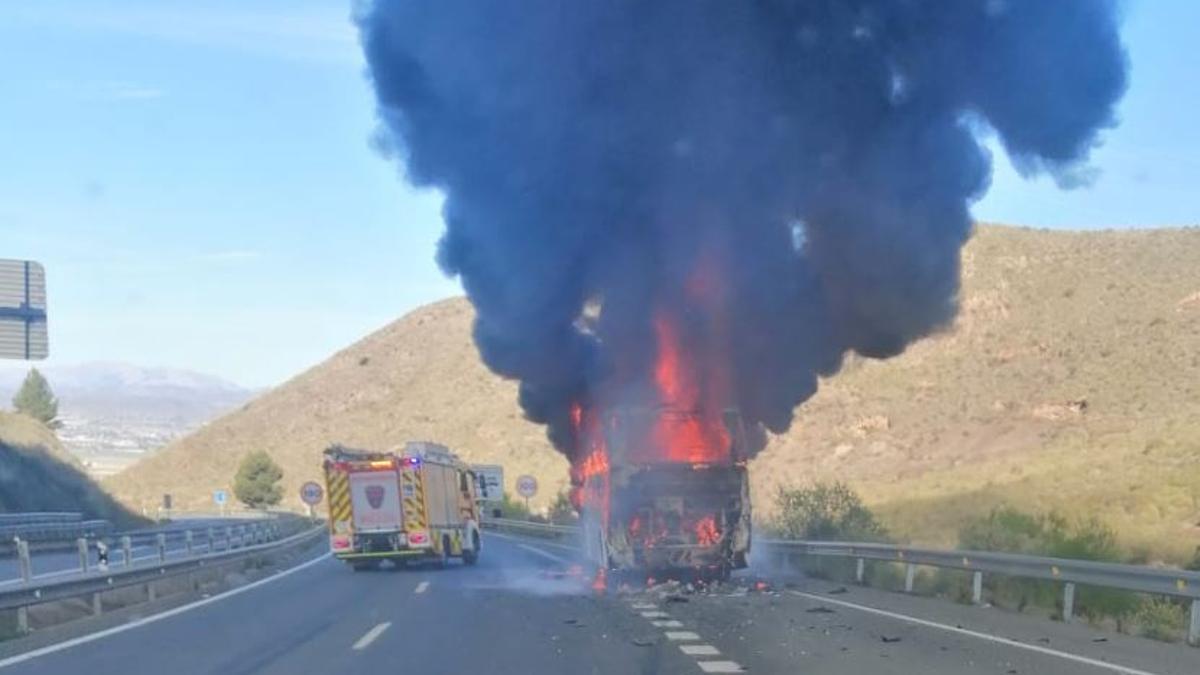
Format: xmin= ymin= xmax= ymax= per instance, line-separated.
xmin=573 ymin=405 xmax=752 ymax=581
xmin=565 ymin=297 xmax=757 ymax=583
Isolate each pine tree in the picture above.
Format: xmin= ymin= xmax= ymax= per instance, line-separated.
xmin=12 ymin=368 xmax=59 ymax=426
xmin=233 ymin=450 xmax=284 ymax=509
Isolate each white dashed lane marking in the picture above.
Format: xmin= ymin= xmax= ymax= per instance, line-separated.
xmin=680 ymin=645 xmax=720 ymax=656
xmin=628 ymin=598 xmax=744 ymax=673
xmin=352 ymin=622 xmax=391 ymax=651
xmin=697 ymin=661 xmax=744 ymax=673
xmin=414 ymin=581 xmax=429 ymax=594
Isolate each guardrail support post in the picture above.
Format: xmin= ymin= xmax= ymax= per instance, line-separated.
xmin=147 ymin=582 xmax=156 ymax=602
xmin=77 ymin=537 xmax=89 ymax=572
xmin=156 ymin=533 xmax=167 ymax=562
xmin=16 ymin=606 xmax=28 ymax=634
xmin=904 ymin=563 xmax=916 ymax=593
xmin=1062 ymin=582 xmax=1076 ymax=623
xmin=91 ymin=592 xmax=102 ymax=616
xmin=121 ymin=536 xmax=132 ymax=567
xmin=185 ymin=530 xmax=194 ymax=555
xmin=207 ymin=527 xmax=215 ymax=552
xmin=225 ymin=525 xmax=233 ymax=549
xmin=17 ymin=539 xmax=32 ymax=583
xmin=1188 ymin=599 xmax=1199 ymax=646
xmin=855 ymin=558 xmax=865 ymax=585
xmin=972 ymin=571 xmax=983 ymax=605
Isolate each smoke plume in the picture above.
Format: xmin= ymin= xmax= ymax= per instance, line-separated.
xmin=357 ymin=1 xmax=1128 ymax=458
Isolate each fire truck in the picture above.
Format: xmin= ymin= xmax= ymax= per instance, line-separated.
xmin=579 ymin=407 xmax=752 ymax=581
xmin=323 ymin=441 xmax=481 ymax=570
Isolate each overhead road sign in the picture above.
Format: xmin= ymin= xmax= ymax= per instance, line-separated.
xmin=0 ymin=259 xmax=48 ymax=360
xmin=472 ymin=464 xmax=504 ymax=503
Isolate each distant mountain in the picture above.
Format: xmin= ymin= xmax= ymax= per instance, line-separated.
xmin=0 ymin=362 xmax=255 ymax=423
xmin=107 ymin=225 xmax=1200 ymax=560
xmin=0 ymin=362 xmax=257 ymax=478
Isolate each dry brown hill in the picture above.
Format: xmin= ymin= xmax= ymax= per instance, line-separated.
xmin=0 ymin=411 xmax=141 ymax=524
xmin=107 ymin=225 xmax=1200 ymax=559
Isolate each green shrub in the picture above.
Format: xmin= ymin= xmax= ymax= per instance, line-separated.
xmin=233 ymin=450 xmax=284 ymax=509
xmin=12 ymin=368 xmax=58 ymax=427
xmin=1132 ymin=598 xmax=1186 ymax=643
xmin=547 ymin=491 xmax=578 ymax=525
xmin=771 ymin=482 xmax=890 ymax=583
xmin=499 ymin=492 xmax=545 ymax=521
xmin=772 ymin=482 xmax=888 ymax=542
xmin=955 ymin=507 xmax=1137 ymax=622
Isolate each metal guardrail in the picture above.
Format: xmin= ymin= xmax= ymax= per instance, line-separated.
xmin=0 ymin=519 xmax=112 ymax=543
xmin=0 ymin=513 xmax=82 ymax=525
xmin=0 ymin=518 xmax=324 ymax=635
xmin=0 ymin=512 xmax=112 ymax=545
xmin=761 ymin=539 xmax=1200 ymax=645
xmin=482 ymin=518 xmax=1199 ymax=645
xmin=482 ymin=517 xmax=577 ymax=539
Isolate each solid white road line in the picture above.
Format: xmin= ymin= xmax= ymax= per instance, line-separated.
xmin=680 ymin=645 xmax=721 ymax=656
xmin=651 ymin=620 xmax=683 ymax=628
xmin=0 ymin=552 xmax=333 ymax=670
xmin=515 ymin=543 xmax=570 ymax=565
xmin=640 ymin=610 xmax=669 ymax=618
xmin=664 ymin=631 xmax=701 ymax=641
xmin=414 ymin=581 xmax=430 ymax=594
xmin=352 ymin=622 xmax=392 ymax=651
xmin=697 ymin=660 xmax=744 ymax=673
xmin=788 ymin=590 xmax=1165 ymax=675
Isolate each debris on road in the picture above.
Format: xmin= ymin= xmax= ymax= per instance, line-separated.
xmin=805 ymin=606 xmax=836 ymax=614
xmin=632 ymin=637 xmax=658 ymax=647
xmin=881 ymin=635 xmax=902 ymax=643
xmin=827 ymin=586 xmax=848 ymax=595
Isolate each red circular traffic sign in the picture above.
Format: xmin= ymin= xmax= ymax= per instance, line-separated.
xmin=516 ymin=475 xmax=538 ymax=499
xmin=299 ymin=481 xmax=324 ymax=505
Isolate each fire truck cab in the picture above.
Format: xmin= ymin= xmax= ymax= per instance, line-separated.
xmin=323 ymin=441 xmax=481 ymax=570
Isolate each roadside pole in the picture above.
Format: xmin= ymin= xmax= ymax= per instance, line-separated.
xmin=299 ymin=481 xmax=324 ymax=523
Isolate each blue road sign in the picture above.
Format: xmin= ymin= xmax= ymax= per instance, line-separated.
xmin=213 ymin=490 xmax=228 ymax=505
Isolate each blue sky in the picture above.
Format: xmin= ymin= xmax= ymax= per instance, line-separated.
xmin=0 ymin=1 xmax=1195 ymax=387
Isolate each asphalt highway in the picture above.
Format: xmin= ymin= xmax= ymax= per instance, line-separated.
xmin=2 ymin=533 xmax=1198 ymax=675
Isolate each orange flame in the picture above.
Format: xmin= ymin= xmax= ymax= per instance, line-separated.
xmin=649 ymin=312 xmax=730 ymax=464
xmin=695 ymin=515 xmax=721 ymax=546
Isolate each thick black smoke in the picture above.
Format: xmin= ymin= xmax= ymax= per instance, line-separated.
xmin=357 ymin=1 xmax=1127 ymax=458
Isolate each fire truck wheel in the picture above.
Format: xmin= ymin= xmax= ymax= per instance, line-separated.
xmin=439 ymin=535 xmax=452 ymax=568
xmin=462 ymin=531 xmax=480 ymax=565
